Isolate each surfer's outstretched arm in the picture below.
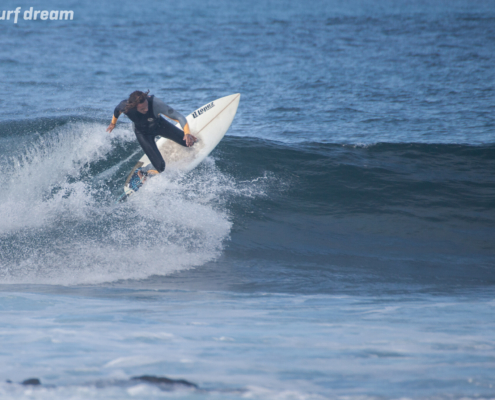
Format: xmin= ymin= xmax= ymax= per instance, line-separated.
xmin=153 ymin=98 xmax=197 ymax=147
xmin=106 ymin=100 xmax=127 ymax=133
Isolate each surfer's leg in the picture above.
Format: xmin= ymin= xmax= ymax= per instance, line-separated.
xmin=158 ymin=119 xmax=188 ymax=147
xmin=134 ymin=132 xmax=166 ymax=173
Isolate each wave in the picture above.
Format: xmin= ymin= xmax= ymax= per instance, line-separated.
xmin=0 ymin=118 xmax=494 ymax=285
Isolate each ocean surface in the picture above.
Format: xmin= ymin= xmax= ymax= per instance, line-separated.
xmin=1 ymin=0 xmax=494 ymax=399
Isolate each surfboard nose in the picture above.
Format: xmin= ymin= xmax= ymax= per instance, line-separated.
xmin=231 ymin=93 xmax=241 ymax=110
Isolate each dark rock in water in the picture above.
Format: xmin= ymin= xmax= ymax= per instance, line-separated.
xmin=22 ymin=378 xmax=41 ymax=386
xmin=6 ymin=380 xmax=12 ymax=384
xmin=131 ymin=375 xmax=197 ymax=388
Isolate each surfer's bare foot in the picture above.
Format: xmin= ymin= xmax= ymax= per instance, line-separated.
xmin=138 ymin=169 xmax=158 ymax=181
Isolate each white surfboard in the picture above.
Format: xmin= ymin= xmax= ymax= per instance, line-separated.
xmin=123 ymin=93 xmax=240 ymax=197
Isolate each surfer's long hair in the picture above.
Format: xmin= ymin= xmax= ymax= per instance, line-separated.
xmin=124 ymin=90 xmax=150 ymax=113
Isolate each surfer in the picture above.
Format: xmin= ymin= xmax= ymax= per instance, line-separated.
xmin=106 ymin=90 xmax=196 ymax=174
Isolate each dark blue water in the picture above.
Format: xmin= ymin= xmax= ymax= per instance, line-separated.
xmin=0 ymin=0 xmax=494 ymax=399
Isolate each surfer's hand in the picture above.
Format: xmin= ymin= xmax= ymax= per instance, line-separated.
xmin=184 ymin=134 xmax=197 ymax=147
xmin=106 ymin=123 xmax=116 ymax=133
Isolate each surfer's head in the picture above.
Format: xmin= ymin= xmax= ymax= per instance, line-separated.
xmin=125 ymin=90 xmax=149 ymax=114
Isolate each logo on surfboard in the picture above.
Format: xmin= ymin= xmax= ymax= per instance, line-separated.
xmin=192 ymin=102 xmax=215 ymax=119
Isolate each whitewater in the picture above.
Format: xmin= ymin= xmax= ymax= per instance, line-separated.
xmin=1 ymin=0 xmax=495 ymax=399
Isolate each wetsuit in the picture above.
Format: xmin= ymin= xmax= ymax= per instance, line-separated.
xmin=111 ymin=95 xmax=189 ymax=173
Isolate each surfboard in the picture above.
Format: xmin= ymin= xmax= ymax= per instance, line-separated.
xmin=122 ymin=93 xmax=241 ymax=198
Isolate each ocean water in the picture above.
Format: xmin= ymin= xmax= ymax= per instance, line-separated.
xmin=1 ymin=0 xmax=494 ymax=399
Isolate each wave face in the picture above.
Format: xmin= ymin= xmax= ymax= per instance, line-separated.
xmin=209 ymin=138 xmax=495 ymax=292
xmin=0 ymin=119 xmax=493 ymax=288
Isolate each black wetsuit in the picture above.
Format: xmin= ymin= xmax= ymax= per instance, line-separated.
xmin=113 ymin=95 xmax=187 ymax=173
